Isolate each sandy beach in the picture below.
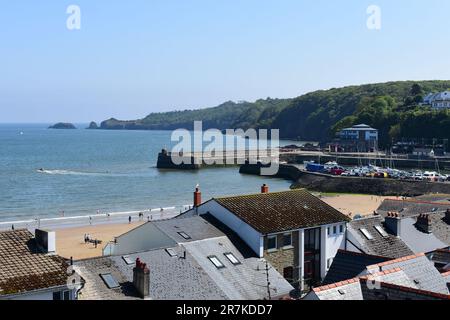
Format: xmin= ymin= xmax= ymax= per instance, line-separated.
xmin=56 ymin=222 xmax=144 ymax=260
xmin=52 ymin=194 xmax=397 ymax=260
xmin=320 ymin=194 xmax=399 ymax=217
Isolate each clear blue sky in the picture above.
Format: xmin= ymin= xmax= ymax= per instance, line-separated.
xmin=1 ymin=0 xmax=449 ymax=123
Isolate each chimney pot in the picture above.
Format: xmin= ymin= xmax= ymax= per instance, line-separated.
xmin=133 ymin=257 xmax=150 ymax=299
xmin=384 ymin=212 xmax=402 ymax=237
xmin=416 ymin=214 xmax=432 ymax=234
xmin=194 ymin=187 xmax=202 ymax=207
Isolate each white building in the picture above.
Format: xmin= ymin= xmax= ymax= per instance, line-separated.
xmin=189 ymin=187 xmax=351 ymax=292
xmin=423 ymin=91 xmax=450 ymax=109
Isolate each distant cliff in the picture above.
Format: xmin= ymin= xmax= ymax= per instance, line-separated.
xmin=48 ymin=123 xmax=77 ymax=129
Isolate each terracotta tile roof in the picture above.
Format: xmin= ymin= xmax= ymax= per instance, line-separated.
xmin=0 ymin=229 xmax=70 ymax=296
xmin=214 ymin=189 xmax=350 ymax=234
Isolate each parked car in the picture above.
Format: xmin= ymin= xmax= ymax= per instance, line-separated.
xmin=330 ymin=166 xmax=346 ymax=176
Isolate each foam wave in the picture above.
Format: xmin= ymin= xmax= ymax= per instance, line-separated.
xmin=36 ymin=169 xmax=107 ymax=176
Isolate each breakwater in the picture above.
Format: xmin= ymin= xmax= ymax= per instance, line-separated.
xmin=239 ymin=163 xmax=450 ymax=197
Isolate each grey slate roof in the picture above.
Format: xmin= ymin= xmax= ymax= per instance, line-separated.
xmin=365 ymin=253 xmax=449 ymax=295
xmin=310 ymin=269 xmax=415 ymax=301
xmin=394 ymin=217 xmax=447 ymax=254
xmin=74 ymin=245 xmax=228 ymax=300
xmin=74 ymin=215 xmax=294 ymax=300
xmin=308 ymin=279 xmax=363 ymax=300
xmin=153 ymin=215 xmax=224 ymax=243
xmin=359 ymin=280 xmax=450 ymax=300
xmin=323 ymin=250 xmax=389 ymax=285
xmin=183 ymin=236 xmax=293 ymax=300
xmin=347 ymin=216 xmax=414 ymax=259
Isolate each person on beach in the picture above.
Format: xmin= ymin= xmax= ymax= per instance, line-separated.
xmin=128 ymin=216 xmax=132 ymax=224
xmin=84 ymin=234 xmax=87 ymax=243
xmin=11 ymin=224 xmax=14 ymax=231
xmin=89 ymin=216 xmax=92 ymax=225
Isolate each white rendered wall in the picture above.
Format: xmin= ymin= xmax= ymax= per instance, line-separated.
xmin=197 ymin=200 xmax=264 ymax=257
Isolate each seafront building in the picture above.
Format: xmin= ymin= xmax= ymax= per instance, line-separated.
xmin=183 ymin=187 xmax=351 ymax=292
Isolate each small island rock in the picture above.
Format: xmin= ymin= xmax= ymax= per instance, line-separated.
xmin=87 ymin=121 xmax=99 ymax=129
xmin=48 ymin=123 xmax=77 ymax=129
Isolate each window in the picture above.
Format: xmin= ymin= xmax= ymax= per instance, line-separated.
xmin=360 ymin=228 xmax=373 ymax=240
xmin=122 ymin=255 xmax=134 ymax=265
xmin=63 ymin=290 xmax=71 ymax=300
xmin=166 ymin=248 xmax=177 ymax=257
xmin=224 ymin=252 xmax=241 ymax=265
xmin=374 ymin=225 xmax=388 ymax=238
xmin=100 ymin=273 xmax=120 ymax=289
xmin=208 ymin=255 xmax=225 ymax=269
xmin=327 ymin=227 xmax=330 ymax=236
xmin=339 ymin=225 xmax=344 ymax=233
xmin=53 ymin=291 xmax=62 ymax=300
xmin=177 ymin=232 xmax=191 ymax=240
xmin=333 ymin=226 xmax=337 ymax=234
xmin=267 ymin=235 xmax=277 ymax=251
xmin=283 ymin=233 xmax=292 ymax=248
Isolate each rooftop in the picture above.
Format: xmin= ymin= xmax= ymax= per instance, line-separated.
xmin=365 ymin=253 xmax=449 ymax=294
xmin=0 ymin=229 xmax=72 ymax=297
xmin=347 ymin=216 xmax=414 ymax=259
xmin=213 ymin=189 xmax=350 ymax=234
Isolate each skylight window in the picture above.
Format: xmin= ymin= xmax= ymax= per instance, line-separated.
xmin=374 ymin=225 xmax=388 ymax=238
xmin=360 ymin=228 xmax=373 ymax=240
xmin=166 ymin=248 xmax=177 ymax=257
xmin=100 ymin=273 xmax=120 ymax=289
xmin=208 ymin=255 xmax=225 ymax=269
xmin=122 ymin=255 xmax=134 ymax=265
xmin=224 ymin=252 xmax=241 ymax=265
xmin=177 ymin=232 xmax=191 ymax=240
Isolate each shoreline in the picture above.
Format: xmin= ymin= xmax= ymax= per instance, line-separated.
xmin=0 ymin=205 xmax=190 ymax=232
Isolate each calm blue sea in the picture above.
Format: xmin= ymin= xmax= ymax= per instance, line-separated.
xmin=0 ymin=124 xmax=293 ymax=222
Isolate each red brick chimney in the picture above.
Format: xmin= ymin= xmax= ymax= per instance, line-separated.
xmin=261 ymin=184 xmax=269 ymax=194
xmin=194 ymin=187 xmax=202 ymax=207
xmin=415 ymin=214 xmax=432 ymax=234
xmin=133 ymin=258 xmax=150 ymax=299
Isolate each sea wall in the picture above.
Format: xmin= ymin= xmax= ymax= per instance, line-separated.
xmin=239 ymin=164 xmax=450 ymax=197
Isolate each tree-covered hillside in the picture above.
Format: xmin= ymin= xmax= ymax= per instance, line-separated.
xmin=100 ymin=98 xmax=292 ymax=131
xmin=99 ymin=80 xmax=450 ymax=147
xmin=272 ymin=81 xmax=450 ymax=143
